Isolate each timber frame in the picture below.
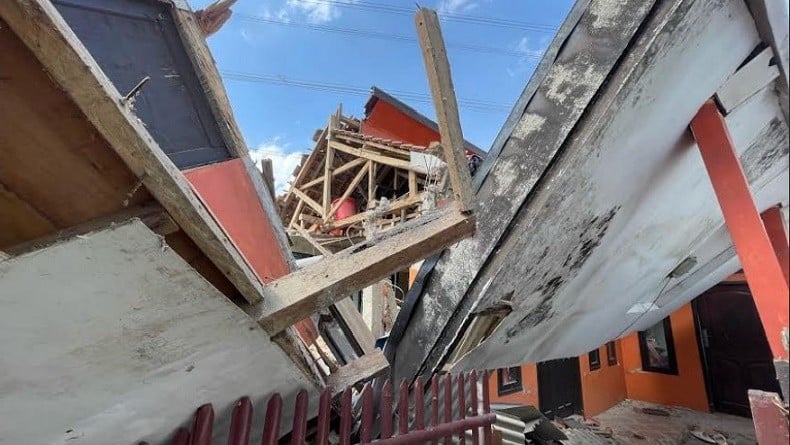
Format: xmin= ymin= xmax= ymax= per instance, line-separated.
xmin=279 ymin=108 xmax=450 ymax=252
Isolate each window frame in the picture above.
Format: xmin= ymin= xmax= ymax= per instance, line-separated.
xmin=496 ymin=366 xmax=523 ymax=395
xmin=588 ymin=348 xmax=601 ymax=371
xmin=606 ymin=341 xmax=618 ymax=366
xmin=638 ymin=317 xmax=679 ymax=375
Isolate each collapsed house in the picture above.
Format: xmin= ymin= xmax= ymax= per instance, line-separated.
xmin=0 ymin=0 xmax=480 ymax=443
xmin=383 ymin=0 xmax=789 ymax=442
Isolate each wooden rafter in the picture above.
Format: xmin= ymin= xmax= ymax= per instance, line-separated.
xmin=325 ymin=162 xmax=370 ymax=222
xmin=259 ymin=210 xmax=476 ymax=335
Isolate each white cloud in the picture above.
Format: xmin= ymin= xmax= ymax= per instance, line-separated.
xmin=507 ymin=36 xmax=550 ymax=78
xmin=437 ymin=0 xmax=480 ymax=15
xmin=285 ymin=0 xmax=353 ymax=24
xmin=248 ymin=138 xmax=304 ymax=195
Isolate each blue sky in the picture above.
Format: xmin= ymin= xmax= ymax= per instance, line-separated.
xmin=189 ymin=0 xmax=574 ymax=192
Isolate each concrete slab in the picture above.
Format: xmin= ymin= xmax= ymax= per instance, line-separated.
xmin=0 ymin=220 xmax=316 ymax=444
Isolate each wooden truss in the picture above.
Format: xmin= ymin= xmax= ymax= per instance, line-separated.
xmin=280 ymin=110 xmax=451 ymax=254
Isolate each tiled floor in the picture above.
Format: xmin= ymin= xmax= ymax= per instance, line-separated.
xmin=586 ymin=400 xmax=757 ymax=444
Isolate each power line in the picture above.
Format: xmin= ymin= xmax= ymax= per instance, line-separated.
xmin=234 ymin=13 xmax=544 ymax=59
xmin=290 ymin=0 xmax=558 ymax=33
xmin=219 ymin=70 xmax=511 ymax=113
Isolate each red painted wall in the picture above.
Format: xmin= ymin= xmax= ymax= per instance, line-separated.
xmin=621 ymin=303 xmax=709 ymax=412
xmin=184 ymin=158 xmax=290 ymax=283
xmin=361 ymin=100 xmax=441 ymax=148
xmin=579 ymin=343 xmax=627 ymax=417
xmin=185 ymin=159 xmax=319 ymax=344
xmin=361 ymin=99 xmax=478 ymax=157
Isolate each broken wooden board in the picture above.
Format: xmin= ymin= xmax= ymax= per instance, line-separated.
xmin=0 ymin=220 xmax=318 ymax=444
xmin=258 ymin=210 xmax=476 ymax=335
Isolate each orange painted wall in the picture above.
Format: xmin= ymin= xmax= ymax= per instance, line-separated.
xmin=184 ymin=158 xmax=290 ymax=283
xmin=621 ymin=303 xmax=709 ymax=412
xmin=579 ymin=343 xmax=627 ymax=417
xmin=487 ymin=364 xmax=540 ymax=407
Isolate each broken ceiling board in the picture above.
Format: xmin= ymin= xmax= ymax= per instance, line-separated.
xmin=0 ymin=220 xmax=317 ymax=444
xmin=452 ymin=0 xmax=787 ymax=369
xmin=387 ymin=0 xmax=657 ymax=385
xmin=716 ymin=47 xmax=781 ymax=114
xmin=0 ymin=23 xmax=150 ymax=248
xmin=0 ymin=0 xmax=267 ymax=305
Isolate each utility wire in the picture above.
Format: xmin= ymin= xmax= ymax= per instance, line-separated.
xmin=289 ymin=0 xmax=558 ymax=33
xmin=234 ymin=13 xmax=544 ymax=59
xmin=220 ymin=70 xmax=512 ymax=113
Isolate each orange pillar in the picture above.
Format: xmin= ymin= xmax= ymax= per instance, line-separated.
xmin=690 ymin=100 xmax=789 ymax=364
xmin=761 ymin=206 xmax=789 ymax=287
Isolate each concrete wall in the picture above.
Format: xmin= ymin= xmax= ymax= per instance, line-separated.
xmin=622 ymin=303 xmax=709 ymax=412
xmin=488 ymin=364 xmax=540 ymax=408
xmin=580 ymin=342 xmax=628 ymax=417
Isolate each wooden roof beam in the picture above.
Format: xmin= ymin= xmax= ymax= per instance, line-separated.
xmin=258 ymin=210 xmax=476 ymax=335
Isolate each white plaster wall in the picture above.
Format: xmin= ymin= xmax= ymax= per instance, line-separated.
xmin=0 ymin=221 xmax=315 ymax=444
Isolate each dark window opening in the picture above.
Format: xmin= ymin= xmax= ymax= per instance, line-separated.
xmin=589 ymin=349 xmax=601 ymax=371
xmin=497 ymin=367 xmax=523 ymax=395
xmin=638 ymin=317 xmax=679 ymax=375
xmin=606 ymin=341 xmax=618 ymax=366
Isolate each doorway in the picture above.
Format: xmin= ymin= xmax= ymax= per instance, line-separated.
xmin=694 ymin=282 xmax=781 ymax=417
xmin=537 ymin=357 xmax=583 ymax=418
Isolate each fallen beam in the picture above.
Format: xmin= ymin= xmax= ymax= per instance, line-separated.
xmin=259 ymin=211 xmax=476 ymax=334
xmin=327 ymin=350 xmax=389 ymax=394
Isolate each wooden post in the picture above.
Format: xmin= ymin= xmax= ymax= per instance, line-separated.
xmin=415 ymin=8 xmax=474 ymax=212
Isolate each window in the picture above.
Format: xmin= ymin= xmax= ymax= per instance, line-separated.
xmin=497 ymin=367 xmax=523 ymax=395
xmin=638 ymin=317 xmax=679 ymax=374
xmin=606 ymin=341 xmax=618 ymax=366
xmin=588 ymin=349 xmax=601 ymax=371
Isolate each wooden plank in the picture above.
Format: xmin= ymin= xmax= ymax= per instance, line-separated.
xmin=716 ymin=47 xmax=780 ymax=114
xmin=415 ymin=8 xmax=474 ymax=212
xmin=293 ymin=225 xmax=333 ymax=257
xmin=333 ymin=298 xmax=377 ymax=354
xmin=326 ymin=195 xmax=423 ymax=230
xmin=4 ymin=204 xmax=177 ymax=256
xmin=291 ymin=187 xmax=325 ymax=217
xmin=0 ymin=0 xmax=267 ymax=304
xmin=368 ymin=161 xmax=377 ymax=209
xmin=289 ymin=199 xmax=305 ymax=229
xmin=260 ymin=159 xmax=275 ymax=200
xmin=300 ymin=157 xmax=367 ymax=190
xmin=332 ymin=133 xmax=413 ymax=158
xmin=409 ymin=170 xmax=418 ymax=198
xmin=325 ymin=162 xmax=369 ymax=222
xmin=329 ymin=140 xmax=416 ymax=171
xmin=259 ymin=211 xmax=476 ymax=334
xmin=282 ymin=127 xmax=326 ymax=208
xmin=323 ymin=145 xmax=334 ymax=215
xmin=327 ymin=350 xmax=390 ymax=394
xmin=170 ymin=7 xmax=248 ymax=159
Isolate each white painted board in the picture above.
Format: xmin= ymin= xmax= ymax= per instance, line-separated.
xmin=0 ymin=220 xmax=316 ymax=444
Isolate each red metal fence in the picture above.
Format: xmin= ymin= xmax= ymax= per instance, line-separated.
xmin=142 ymin=370 xmax=495 ymax=445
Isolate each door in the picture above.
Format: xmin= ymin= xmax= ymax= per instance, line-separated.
xmin=537 ymin=357 xmax=583 ymax=418
xmin=694 ymin=283 xmax=781 ymax=417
